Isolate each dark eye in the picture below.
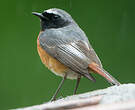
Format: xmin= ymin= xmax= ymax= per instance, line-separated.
xmin=42 ymin=12 xmax=47 ymax=16
xmin=53 ymin=15 xmax=60 ymax=20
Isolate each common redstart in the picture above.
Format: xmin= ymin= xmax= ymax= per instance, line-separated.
xmin=32 ymin=8 xmax=120 ymax=101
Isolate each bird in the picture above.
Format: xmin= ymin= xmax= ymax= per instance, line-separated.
xmin=32 ymin=8 xmax=120 ymax=101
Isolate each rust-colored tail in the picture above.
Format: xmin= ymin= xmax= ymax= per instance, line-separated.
xmin=89 ymin=62 xmax=120 ymax=86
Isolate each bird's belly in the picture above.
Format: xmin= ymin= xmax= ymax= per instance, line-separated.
xmin=37 ymin=43 xmax=78 ymax=79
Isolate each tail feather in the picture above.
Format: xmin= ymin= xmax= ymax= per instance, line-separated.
xmin=83 ymin=73 xmax=96 ymax=82
xmin=89 ymin=62 xmax=120 ymax=86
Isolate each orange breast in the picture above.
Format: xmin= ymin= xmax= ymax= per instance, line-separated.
xmin=37 ymin=34 xmax=68 ymax=74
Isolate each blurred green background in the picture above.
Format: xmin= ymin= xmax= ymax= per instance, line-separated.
xmin=0 ymin=0 xmax=135 ymax=109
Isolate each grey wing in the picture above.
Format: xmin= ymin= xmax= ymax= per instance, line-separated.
xmin=39 ymin=32 xmax=102 ymax=75
xmin=55 ymin=40 xmax=103 ymax=74
xmin=55 ymin=41 xmax=92 ymax=74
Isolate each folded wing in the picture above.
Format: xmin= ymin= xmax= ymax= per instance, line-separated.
xmin=39 ymin=31 xmax=102 ymax=81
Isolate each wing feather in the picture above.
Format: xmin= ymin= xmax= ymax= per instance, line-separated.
xmin=55 ymin=43 xmax=90 ymax=74
xmin=39 ymin=29 xmax=102 ymax=75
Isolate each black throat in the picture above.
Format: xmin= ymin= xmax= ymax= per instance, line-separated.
xmin=40 ymin=19 xmax=70 ymax=31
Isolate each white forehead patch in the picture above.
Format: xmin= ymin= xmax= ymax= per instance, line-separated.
xmin=46 ymin=9 xmax=58 ymax=15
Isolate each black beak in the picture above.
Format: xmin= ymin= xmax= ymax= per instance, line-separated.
xmin=32 ymin=12 xmax=45 ymax=19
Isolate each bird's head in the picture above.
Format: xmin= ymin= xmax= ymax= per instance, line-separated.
xmin=32 ymin=8 xmax=73 ymax=30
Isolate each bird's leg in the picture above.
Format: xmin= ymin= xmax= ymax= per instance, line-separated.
xmin=73 ymin=75 xmax=81 ymax=95
xmin=51 ymin=74 xmax=67 ymax=101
